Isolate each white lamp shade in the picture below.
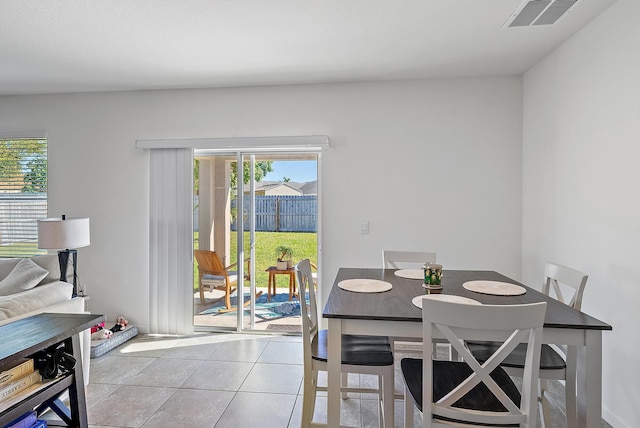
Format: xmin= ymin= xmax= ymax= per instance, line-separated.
xmin=38 ymin=217 xmax=91 ymax=249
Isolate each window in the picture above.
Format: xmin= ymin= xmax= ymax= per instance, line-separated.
xmin=0 ymin=138 xmax=47 ymax=257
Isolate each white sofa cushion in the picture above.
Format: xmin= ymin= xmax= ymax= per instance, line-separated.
xmin=0 ymin=281 xmax=73 ymax=321
xmin=0 ymin=258 xmax=49 ymax=296
xmin=31 ymin=254 xmax=72 ymax=284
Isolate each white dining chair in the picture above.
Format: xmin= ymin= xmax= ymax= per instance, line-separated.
xmin=382 ymin=249 xmax=437 ymax=270
xmin=295 ymin=259 xmax=395 ymax=428
xmin=467 ymin=262 xmax=588 ymax=427
xmin=402 ymin=299 xmax=547 ymax=428
xmin=382 ymin=249 xmax=440 ymax=357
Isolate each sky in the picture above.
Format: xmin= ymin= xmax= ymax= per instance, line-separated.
xmin=262 ymin=160 xmax=317 ymax=183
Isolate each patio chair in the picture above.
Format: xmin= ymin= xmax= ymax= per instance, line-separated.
xmin=402 ymin=299 xmax=547 ymax=427
xmin=295 ymin=259 xmax=395 ymax=428
xmin=466 ymin=262 xmax=588 ymax=427
xmin=194 ymin=249 xmax=251 ymax=310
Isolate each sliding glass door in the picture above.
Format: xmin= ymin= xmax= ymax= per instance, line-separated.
xmin=193 ymin=150 xmax=319 ymax=333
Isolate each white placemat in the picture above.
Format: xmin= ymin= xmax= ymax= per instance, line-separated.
xmin=394 ymin=269 xmax=424 ymax=280
xmin=412 ymin=294 xmax=481 ymax=309
xmin=338 ymin=279 xmax=393 ymax=293
xmin=463 ymin=280 xmax=527 ymax=296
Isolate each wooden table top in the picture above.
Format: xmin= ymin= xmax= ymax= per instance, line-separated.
xmin=265 ymin=266 xmax=294 ymax=273
xmin=323 ymin=268 xmax=611 ymax=331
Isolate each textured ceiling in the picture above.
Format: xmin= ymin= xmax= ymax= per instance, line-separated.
xmin=0 ymin=0 xmax=616 ymax=95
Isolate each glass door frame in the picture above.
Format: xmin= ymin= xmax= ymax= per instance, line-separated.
xmin=194 ymin=147 xmax=322 ymax=333
xmin=235 ymin=150 xmax=321 ymax=332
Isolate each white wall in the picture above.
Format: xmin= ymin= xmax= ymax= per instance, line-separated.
xmin=0 ymin=77 xmax=523 ymax=333
xmin=522 ymin=0 xmax=639 ymax=425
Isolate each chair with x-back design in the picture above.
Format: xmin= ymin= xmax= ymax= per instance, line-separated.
xmin=402 ymin=298 xmax=547 ymax=427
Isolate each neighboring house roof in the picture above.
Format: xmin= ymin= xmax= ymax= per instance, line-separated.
xmin=246 ymin=180 xmax=317 ymax=195
xmin=300 ymin=180 xmax=317 ymax=195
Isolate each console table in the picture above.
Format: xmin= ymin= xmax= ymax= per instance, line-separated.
xmin=0 ymin=312 xmax=104 ymax=427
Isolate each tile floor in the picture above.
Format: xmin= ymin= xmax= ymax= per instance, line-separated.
xmin=85 ymin=333 xmax=610 ymax=428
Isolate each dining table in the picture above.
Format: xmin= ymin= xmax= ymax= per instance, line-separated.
xmin=322 ymin=268 xmax=612 ymax=428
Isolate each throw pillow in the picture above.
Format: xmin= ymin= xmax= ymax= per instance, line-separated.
xmin=0 ymin=258 xmax=49 ymax=296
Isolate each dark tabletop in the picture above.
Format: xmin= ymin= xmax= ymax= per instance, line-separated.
xmin=0 ymin=313 xmax=105 ymax=371
xmin=323 ymin=268 xmax=611 ymax=331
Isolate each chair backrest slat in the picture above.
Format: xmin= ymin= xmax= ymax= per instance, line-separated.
xmin=382 ymin=250 xmax=436 ymax=269
xmin=295 ymin=259 xmax=317 ymax=368
xmin=543 ymin=262 xmax=588 ymax=310
xmin=194 ymin=250 xmax=227 ymax=274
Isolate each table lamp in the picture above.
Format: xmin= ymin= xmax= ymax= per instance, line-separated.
xmin=37 ymin=215 xmax=90 ymax=297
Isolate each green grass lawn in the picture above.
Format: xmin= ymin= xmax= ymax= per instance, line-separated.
xmin=1 ymin=233 xmax=316 ymax=292
xmin=195 ymin=231 xmax=317 ymax=290
xmin=0 ymin=242 xmax=46 ymax=258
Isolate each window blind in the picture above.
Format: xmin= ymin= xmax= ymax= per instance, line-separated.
xmin=0 ymin=138 xmax=48 ymax=257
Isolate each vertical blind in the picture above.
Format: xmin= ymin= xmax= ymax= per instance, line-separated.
xmin=0 ymin=138 xmax=48 ymax=257
xmin=148 ymin=148 xmax=194 ymax=334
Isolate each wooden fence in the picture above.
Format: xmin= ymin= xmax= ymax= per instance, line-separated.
xmin=231 ymin=195 xmax=317 ymax=232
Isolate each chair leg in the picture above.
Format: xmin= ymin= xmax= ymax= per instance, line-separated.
xmin=404 ymin=383 xmax=415 ymax=428
xmin=382 ymin=365 xmax=394 ymax=428
xmin=341 ymin=372 xmax=349 ymax=399
xmin=225 ymin=282 xmax=232 ymax=309
xmin=539 ymin=380 xmax=552 ymax=428
xmin=301 ymin=370 xmax=318 ymax=428
xmin=565 ymin=346 xmax=578 ymax=428
xmin=199 ymin=284 xmax=205 ymax=305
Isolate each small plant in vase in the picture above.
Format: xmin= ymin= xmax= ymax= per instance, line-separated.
xmin=275 ymin=245 xmax=294 ymax=270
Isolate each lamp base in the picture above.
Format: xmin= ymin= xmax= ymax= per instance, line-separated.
xmin=58 ymin=249 xmax=78 ymax=297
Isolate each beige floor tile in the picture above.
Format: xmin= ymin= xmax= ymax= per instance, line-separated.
xmin=239 ymin=362 xmax=303 ymax=394
xmin=159 ymin=336 xmax=224 ymax=360
xmin=90 ymin=355 xmax=155 ymax=384
xmin=85 ymin=383 xmax=120 ymax=410
xmin=269 ymin=334 xmax=302 ymax=343
xmin=215 ymin=391 xmax=297 ymax=428
xmin=257 ymin=340 xmax=304 ymax=365
xmin=310 ymin=395 xmax=362 ymax=427
xmin=108 ymin=335 xmax=179 ymax=358
xmin=289 ymin=394 xmax=303 ymax=428
xmin=124 ymin=357 xmax=203 ymax=387
xmin=87 ymin=385 xmax=175 ymax=427
xmin=85 ymin=332 xmax=603 ymax=428
xmin=141 ymin=389 xmax=235 ymax=428
xmin=208 ymin=338 xmax=269 ymax=362
xmin=181 ymin=360 xmax=254 ymax=391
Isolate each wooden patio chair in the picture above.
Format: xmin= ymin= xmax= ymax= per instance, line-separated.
xmin=194 ymin=249 xmax=253 ymax=311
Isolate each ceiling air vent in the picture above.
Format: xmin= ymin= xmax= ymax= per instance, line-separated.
xmin=507 ymin=0 xmax=578 ymax=27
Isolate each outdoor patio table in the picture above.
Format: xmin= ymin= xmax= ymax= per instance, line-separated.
xmin=322 ymin=268 xmax=612 ymax=428
xmin=265 ymin=266 xmax=297 ymax=301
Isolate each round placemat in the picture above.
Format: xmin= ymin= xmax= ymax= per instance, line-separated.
xmin=412 ymin=294 xmax=481 ymax=309
xmin=338 ymin=279 xmax=393 ymax=293
xmin=394 ymin=269 xmax=424 ymax=280
xmin=463 ymin=280 xmax=527 ymax=296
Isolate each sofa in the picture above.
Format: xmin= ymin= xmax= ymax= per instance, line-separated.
xmin=0 ymin=254 xmax=92 ymax=383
